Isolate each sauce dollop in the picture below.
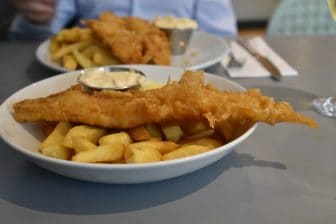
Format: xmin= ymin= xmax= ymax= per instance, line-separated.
xmin=154 ymin=16 xmax=198 ymax=29
xmin=79 ymin=69 xmax=146 ymax=90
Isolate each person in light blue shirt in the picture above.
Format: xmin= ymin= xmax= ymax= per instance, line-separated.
xmin=9 ymin=0 xmax=237 ymax=40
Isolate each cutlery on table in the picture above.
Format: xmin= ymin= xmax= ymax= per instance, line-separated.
xmin=227 ymin=47 xmax=245 ymax=68
xmin=237 ymin=38 xmax=283 ymax=81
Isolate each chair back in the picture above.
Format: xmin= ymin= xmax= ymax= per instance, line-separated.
xmin=267 ymin=0 xmax=336 ymax=35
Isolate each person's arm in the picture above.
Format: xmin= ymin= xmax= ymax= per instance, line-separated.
xmin=8 ymin=0 xmax=77 ymax=41
xmin=9 ymin=15 xmax=54 ymax=41
xmin=194 ymin=0 xmax=237 ymax=37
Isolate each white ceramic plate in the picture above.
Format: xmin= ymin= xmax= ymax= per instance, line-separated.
xmin=36 ymin=31 xmax=229 ymax=72
xmin=0 ymin=65 xmax=256 ymax=184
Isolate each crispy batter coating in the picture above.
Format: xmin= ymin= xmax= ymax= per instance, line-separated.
xmin=13 ymin=71 xmax=317 ymax=130
xmin=84 ymin=12 xmax=171 ymax=65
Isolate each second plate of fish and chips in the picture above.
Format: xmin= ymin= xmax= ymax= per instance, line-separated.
xmin=36 ymin=12 xmax=229 ymax=72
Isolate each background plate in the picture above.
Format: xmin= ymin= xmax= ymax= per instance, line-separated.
xmin=36 ymin=31 xmax=229 ymax=72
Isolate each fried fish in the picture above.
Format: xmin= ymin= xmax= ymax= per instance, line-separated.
xmin=12 ymin=70 xmax=317 ymax=130
xmin=84 ymin=12 xmax=171 ymax=65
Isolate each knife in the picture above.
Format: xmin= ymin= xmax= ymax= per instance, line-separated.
xmin=237 ymin=39 xmax=282 ymax=81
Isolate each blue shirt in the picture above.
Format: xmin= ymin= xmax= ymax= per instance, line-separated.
xmin=9 ymin=0 xmax=237 ymax=40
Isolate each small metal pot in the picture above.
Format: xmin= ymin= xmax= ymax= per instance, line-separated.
xmin=78 ymin=66 xmax=146 ymax=92
xmin=161 ymin=28 xmax=195 ymax=55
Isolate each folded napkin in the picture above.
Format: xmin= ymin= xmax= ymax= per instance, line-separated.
xmin=222 ymin=37 xmax=298 ymax=78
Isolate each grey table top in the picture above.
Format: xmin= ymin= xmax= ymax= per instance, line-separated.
xmin=0 ymin=36 xmax=335 ymax=224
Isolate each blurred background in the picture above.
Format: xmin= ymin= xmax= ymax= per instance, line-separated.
xmin=0 ymin=1 xmax=14 ymax=40
xmin=2 ymin=0 xmax=335 ymax=40
xmin=233 ymin=0 xmax=280 ymax=36
xmin=0 ymin=0 xmax=281 ymax=40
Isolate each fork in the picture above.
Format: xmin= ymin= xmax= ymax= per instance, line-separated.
xmin=226 ymin=40 xmax=245 ymax=68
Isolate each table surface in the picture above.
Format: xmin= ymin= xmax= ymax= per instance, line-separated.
xmin=0 ymin=36 xmax=335 ymax=224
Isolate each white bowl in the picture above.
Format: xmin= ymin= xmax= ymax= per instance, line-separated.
xmin=0 ymin=65 xmax=257 ymax=184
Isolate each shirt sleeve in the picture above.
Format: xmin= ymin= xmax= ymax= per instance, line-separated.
xmin=194 ymin=0 xmax=237 ymax=37
xmin=8 ymin=15 xmax=53 ymax=41
xmin=8 ymin=0 xmax=77 ymax=41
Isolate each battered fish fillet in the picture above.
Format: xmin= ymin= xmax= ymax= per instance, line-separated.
xmin=85 ymin=12 xmax=171 ymax=65
xmin=13 ymin=71 xmax=317 ymax=130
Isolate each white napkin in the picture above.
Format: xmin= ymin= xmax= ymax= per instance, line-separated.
xmin=222 ymin=37 xmax=298 ymax=78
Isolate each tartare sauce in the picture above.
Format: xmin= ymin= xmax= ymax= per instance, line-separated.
xmin=79 ymin=69 xmax=146 ymax=90
xmin=154 ymin=16 xmax=198 ymax=29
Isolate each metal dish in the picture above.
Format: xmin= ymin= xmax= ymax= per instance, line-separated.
xmin=78 ymin=67 xmax=146 ymax=92
xmin=160 ymin=27 xmax=195 ymax=55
